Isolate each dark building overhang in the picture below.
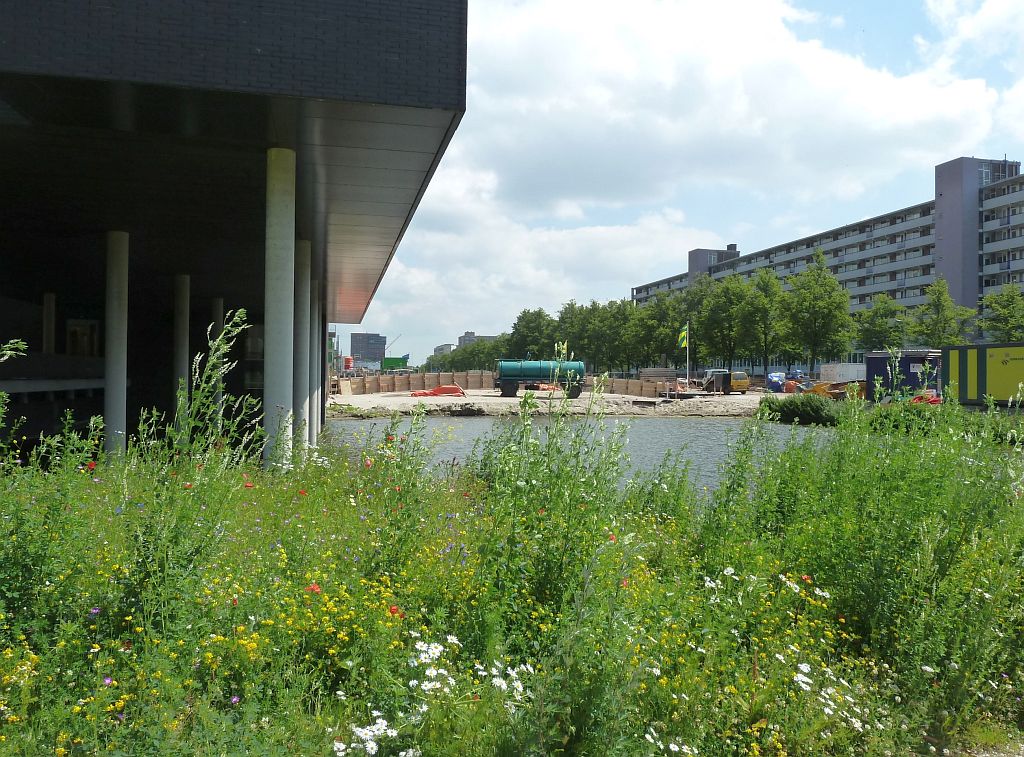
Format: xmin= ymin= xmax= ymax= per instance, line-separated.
xmin=0 ymin=72 xmax=461 ymax=324
xmin=0 ymin=0 xmax=467 ymax=324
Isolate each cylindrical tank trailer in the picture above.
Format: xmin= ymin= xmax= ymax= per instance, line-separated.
xmin=494 ymin=359 xmax=586 ymax=398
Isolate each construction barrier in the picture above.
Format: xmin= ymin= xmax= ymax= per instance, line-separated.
xmin=335 ymin=371 xmax=706 ymax=400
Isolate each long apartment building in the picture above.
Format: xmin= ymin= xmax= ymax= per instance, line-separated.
xmin=632 ymin=156 xmax=1022 ymax=313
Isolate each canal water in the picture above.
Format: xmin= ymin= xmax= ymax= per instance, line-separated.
xmin=327 ymin=416 xmax=809 ymax=491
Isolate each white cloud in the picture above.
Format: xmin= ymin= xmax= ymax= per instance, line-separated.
xmin=456 ymin=0 xmax=995 ymax=216
xmin=999 ymin=78 xmax=1024 ymax=142
xmin=922 ymin=0 xmax=1024 ymax=74
xmin=344 ymin=0 xmax=1015 ymax=362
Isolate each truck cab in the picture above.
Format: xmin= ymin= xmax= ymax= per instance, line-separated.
xmin=701 ymin=369 xmax=749 ymax=394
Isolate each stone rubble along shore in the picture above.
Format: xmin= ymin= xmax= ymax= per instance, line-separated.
xmin=326 ymin=388 xmax=764 ymax=419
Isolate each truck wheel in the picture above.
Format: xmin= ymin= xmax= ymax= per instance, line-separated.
xmin=741 ymin=390 xmax=747 ymax=394
xmin=500 ymin=381 xmax=518 ymax=397
xmin=567 ymin=384 xmax=582 ymax=399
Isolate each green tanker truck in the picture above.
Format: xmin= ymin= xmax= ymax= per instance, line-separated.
xmin=495 ymin=359 xmax=586 ymax=398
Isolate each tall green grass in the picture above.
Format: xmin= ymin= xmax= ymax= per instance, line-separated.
xmin=1 ymin=325 xmax=1022 ymax=754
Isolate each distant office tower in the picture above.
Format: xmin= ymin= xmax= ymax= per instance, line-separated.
xmin=351 ymin=332 xmax=387 ymax=364
xmin=458 ymin=331 xmax=498 ymax=348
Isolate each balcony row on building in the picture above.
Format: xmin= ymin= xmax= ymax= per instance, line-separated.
xmin=632 ymin=156 xmax=1022 ymax=316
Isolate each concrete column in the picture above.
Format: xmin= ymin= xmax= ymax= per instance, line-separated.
xmin=173 ymin=275 xmax=190 ymax=398
xmin=42 ymin=293 xmax=56 ymax=354
xmin=309 ymin=280 xmax=320 ymax=444
xmin=211 ymin=296 xmax=225 ymax=410
xmin=211 ymin=297 xmax=225 ymax=339
xmin=317 ymin=312 xmax=324 ymax=439
xmin=263 ymin=147 xmax=296 ymax=460
xmin=293 ymin=240 xmax=311 ymax=446
xmin=104 ymin=231 xmax=129 ymax=453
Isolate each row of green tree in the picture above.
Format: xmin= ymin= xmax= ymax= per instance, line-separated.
xmin=422 ymin=250 xmax=1024 ymax=374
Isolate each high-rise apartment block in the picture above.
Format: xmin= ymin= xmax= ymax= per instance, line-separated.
xmin=457 ymin=331 xmax=498 ymax=348
xmin=633 ymin=157 xmax=1022 ymax=313
xmin=350 ymin=333 xmax=387 ymax=364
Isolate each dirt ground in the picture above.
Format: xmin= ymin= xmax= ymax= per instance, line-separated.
xmin=326 ymin=387 xmax=764 ymax=418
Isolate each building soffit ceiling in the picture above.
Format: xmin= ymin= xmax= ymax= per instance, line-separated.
xmin=0 ymin=73 xmax=462 ymax=324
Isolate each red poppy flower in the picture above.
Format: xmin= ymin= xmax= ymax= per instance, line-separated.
xmin=305 ymin=583 xmax=321 ymax=594
xmin=801 ymin=574 xmax=813 ymax=583
xmin=388 ymin=605 xmax=400 ymax=616
xmin=298 ymin=489 xmax=307 ymax=496
xmin=87 ymin=461 xmax=97 ymax=471
xmin=364 ymin=458 xmax=373 ymax=469
xmin=608 ymin=533 xmax=617 ymax=543
xmin=538 ymin=508 xmax=545 ymax=515
xmin=183 ymin=482 xmax=193 ymax=489
xmin=232 ymin=598 xmax=238 ymax=606
xmin=244 ymin=482 xmax=254 ymax=489
xmin=394 ymin=485 xmax=401 ymax=493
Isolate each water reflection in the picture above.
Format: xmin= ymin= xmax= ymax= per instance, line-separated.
xmin=327 ymin=415 xmax=808 ymax=491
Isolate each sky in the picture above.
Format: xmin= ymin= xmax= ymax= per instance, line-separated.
xmin=333 ymin=0 xmax=1024 ymax=365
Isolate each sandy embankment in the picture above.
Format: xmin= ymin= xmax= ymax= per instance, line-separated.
xmin=326 ymin=387 xmax=763 ymax=419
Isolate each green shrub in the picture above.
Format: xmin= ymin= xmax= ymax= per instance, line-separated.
xmin=759 ymin=392 xmax=839 ymax=425
xmin=2 ymin=351 xmax=1023 ymax=754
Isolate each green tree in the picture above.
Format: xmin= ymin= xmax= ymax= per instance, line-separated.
xmin=421 ymin=351 xmax=452 ymax=372
xmin=978 ymin=284 xmax=1024 ymax=342
xmin=739 ymin=268 xmax=786 ymax=378
xmin=601 ymin=299 xmax=634 ymax=373
xmin=679 ymin=273 xmax=716 ymax=373
xmin=699 ymin=275 xmax=750 ymax=370
xmin=631 ymin=293 xmax=686 ymax=369
xmin=581 ymin=300 xmax=611 ymax=373
xmin=854 ymin=293 xmax=906 ymax=351
xmin=907 ymin=278 xmax=975 ymax=347
xmin=784 ymin=249 xmax=853 ymax=374
xmin=623 ymin=301 xmax=657 ymax=371
xmin=508 ymin=308 xmax=557 ymax=359
xmin=556 ymin=300 xmax=590 ymax=369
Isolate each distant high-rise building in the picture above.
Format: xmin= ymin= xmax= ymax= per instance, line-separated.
xmin=434 ymin=343 xmax=455 ymax=355
xmin=457 ymin=331 xmax=498 ymax=348
xmin=632 ymin=156 xmax=1022 ymax=315
xmin=351 ymin=332 xmax=386 ymax=364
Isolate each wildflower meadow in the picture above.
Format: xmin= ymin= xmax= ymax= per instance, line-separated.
xmin=1 ymin=327 xmax=1024 ymax=755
